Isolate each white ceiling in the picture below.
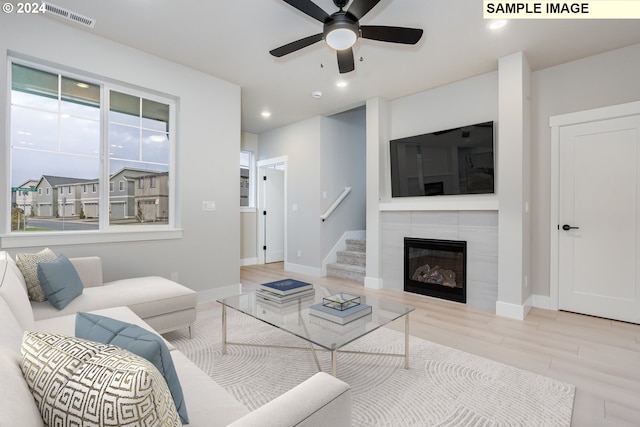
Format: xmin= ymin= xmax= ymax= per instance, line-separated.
xmin=42 ymin=0 xmax=640 ymax=134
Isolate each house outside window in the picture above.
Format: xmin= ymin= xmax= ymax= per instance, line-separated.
xmin=8 ymin=59 xmax=177 ymax=235
xmin=240 ymin=150 xmax=254 ymax=207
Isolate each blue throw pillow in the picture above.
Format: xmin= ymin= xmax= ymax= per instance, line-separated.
xmin=37 ymin=254 xmax=84 ymax=309
xmin=75 ymin=312 xmax=189 ymax=424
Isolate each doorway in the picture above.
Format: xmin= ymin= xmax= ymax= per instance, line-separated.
xmin=551 ymin=102 xmax=640 ymax=324
xmin=257 ymin=156 xmax=287 ymax=265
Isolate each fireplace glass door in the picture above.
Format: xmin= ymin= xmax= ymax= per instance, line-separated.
xmin=404 ymin=238 xmax=466 ymax=303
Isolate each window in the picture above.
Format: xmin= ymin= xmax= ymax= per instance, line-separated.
xmin=240 ymin=150 xmax=254 ymax=207
xmin=9 ymin=60 xmax=176 ymax=234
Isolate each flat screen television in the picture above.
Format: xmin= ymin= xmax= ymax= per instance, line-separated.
xmin=390 ymin=121 xmax=495 ymax=198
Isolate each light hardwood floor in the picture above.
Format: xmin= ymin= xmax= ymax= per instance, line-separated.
xmin=240 ymin=262 xmax=640 ymax=427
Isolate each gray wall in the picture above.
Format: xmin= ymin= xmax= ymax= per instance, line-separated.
xmin=258 ymin=110 xmax=367 ymax=273
xmin=0 ymin=14 xmax=241 ymax=300
xmin=380 ymin=43 xmax=640 ymax=308
xmin=259 ymin=117 xmax=323 ymax=270
xmin=530 ymin=43 xmax=640 ymax=299
xmin=320 ymin=108 xmax=367 ymax=257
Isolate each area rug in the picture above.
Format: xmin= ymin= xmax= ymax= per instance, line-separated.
xmin=165 ymin=307 xmax=575 ymax=426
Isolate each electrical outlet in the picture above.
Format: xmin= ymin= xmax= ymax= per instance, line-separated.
xmin=297 ymin=249 xmax=302 ymax=257
xmin=170 ymin=272 xmax=179 ymax=281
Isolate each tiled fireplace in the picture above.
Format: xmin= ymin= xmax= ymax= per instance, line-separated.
xmin=381 ymin=210 xmax=498 ymax=311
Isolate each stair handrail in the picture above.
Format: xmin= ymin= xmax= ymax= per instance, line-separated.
xmin=320 ymin=187 xmax=352 ymax=222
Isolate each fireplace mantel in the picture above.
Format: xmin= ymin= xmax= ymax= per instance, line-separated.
xmin=379 ymin=197 xmax=498 ymax=212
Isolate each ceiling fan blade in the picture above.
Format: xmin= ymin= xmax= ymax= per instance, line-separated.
xmin=346 ymin=0 xmax=382 ymax=20
xmin=361 ymin=25 xmax=423 ymax=44
xmin=337 ymin=48 xmax=355 ymax=74
xmin=270 ymin=33 xmax=323 ymax=57
xmin=282 ymin=0 xmax=330 ymax=22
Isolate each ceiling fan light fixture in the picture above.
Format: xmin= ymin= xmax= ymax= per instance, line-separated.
xmin=323 ymin=15 xmax=359 ymax=51
xmin=326 ymin=27 xmax=358 ymax=50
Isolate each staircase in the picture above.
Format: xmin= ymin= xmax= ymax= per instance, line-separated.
xmin=327 ymin=239 xmax=366 ymax=283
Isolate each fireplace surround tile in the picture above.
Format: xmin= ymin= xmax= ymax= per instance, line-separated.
xmin=381 ymin=210 xmax=498 ymax=311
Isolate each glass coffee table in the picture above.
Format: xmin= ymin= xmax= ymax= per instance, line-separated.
xmin=217 ymin=287 xmax=415 ymax=376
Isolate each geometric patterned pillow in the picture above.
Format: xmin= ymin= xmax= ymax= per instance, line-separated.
xmin=15 ymin=248 xmax=57 ymax=302
xmin=75 ymin=312 xmax=189 ymax=424
xmin=20 ymin=332 xmax=181 ymax=427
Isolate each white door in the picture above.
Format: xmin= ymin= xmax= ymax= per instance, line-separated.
xmin=559 ymin=114 xmax=640 ymax=323
xmin=262 ymin=167 xmax=285 ymax=263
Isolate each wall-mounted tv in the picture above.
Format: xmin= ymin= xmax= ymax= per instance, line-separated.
xmin=390 ymin=121 xmax=495 ymax=198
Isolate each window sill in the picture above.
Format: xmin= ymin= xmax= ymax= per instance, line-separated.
xmin=0 ymin=228 xmax=183 ymax=249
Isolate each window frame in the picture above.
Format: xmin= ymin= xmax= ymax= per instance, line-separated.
xmin=2 ymin=56 xmax=181 ymax=248
xmin=240 ymin=150 xmax=255 ymax=209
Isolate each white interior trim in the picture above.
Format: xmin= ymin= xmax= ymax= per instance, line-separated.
xmin=256 ymin=156 xmax=288 ymax=265
xmin=495 ymin=299 xmax=531 ymax=320
xmin=549 ymin=101 xmax=640 ymax=312
xmin=0 ymin=228 xmax=182 ymax=248
xmin=285 ymin=262 xmax=322 ymax=277
xmin=197 ymin=283 xmax=241 ymax=303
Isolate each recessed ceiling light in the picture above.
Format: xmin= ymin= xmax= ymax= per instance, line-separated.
xmin=336 ymin=80 xmax=348 ymax=88
xmin=311 ymin=91 xmax=322 ymax=99
xmin=261 ymin=111 xmax=272 ymax=118
xmin=488 ymin=19 xmax=508 ymax=30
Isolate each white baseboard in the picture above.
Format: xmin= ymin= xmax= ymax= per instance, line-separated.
xmin=240 ymin=257 xmax=257 ymax=266
xmin=197 ymin=283 xmax=241 ymax=304
xmin=364 ymin=276 xmax=383 ymax=289
xmin=531 ymin=294 xmax=551 ymax=310
xmin=495 ymin=299 xmax=532 ymax=320
xmin=284 ymin=262 xmax=322 ymax=277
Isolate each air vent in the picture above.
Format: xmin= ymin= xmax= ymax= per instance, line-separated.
xmin=43 ymin=2 xmax=95 ymax=28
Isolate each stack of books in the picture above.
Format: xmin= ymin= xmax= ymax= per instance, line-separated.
xmin=309 ymin=293 xmax=372 ymax=325
xmin=255 ymin=279 xmax=315 ymax=303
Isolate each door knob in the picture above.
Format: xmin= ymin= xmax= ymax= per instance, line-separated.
xmin=562 ymin=224 xmax=580 ymax=231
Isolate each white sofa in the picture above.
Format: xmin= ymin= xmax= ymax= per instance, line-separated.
xmin=0 ymin=250 xmax=352 ymax=426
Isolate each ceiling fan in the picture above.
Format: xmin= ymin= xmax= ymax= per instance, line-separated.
xmin=269 ymin=0 xmax=424 ymax=74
